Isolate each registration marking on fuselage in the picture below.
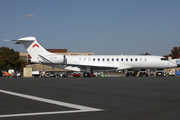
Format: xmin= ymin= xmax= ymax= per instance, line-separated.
xmin=0 ymin=89 xmax=103 ymax=118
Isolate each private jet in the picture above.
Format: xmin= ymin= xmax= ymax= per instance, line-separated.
xmin=6 ymin=37 xmax=177 ymax=77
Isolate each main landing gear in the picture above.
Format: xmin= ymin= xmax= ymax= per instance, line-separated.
xmin=83 ymin=68 xmax=95 ymax=77
xmin=83 ymin=72 xmax=90 ymax=77
xmin=83 ymin=72 xmax=95 ymax=77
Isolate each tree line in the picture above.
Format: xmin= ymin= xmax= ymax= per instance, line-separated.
xmin=0 ymin=47 xmax=26 ymax=71
xmin=140 ymin=47 xmax=180 ymax=59
xmin=164 ymin=46 xmax=180 ymax=59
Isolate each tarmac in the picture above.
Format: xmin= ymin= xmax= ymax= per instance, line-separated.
xmin=0 ymin=77 xmax=180 ymax=120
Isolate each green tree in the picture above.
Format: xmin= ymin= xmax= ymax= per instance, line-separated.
xmin=0 ymin=47 xmax=27 ymax=70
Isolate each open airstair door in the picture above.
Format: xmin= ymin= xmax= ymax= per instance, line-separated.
xmin=63 ymin=55 xmax=67 ymax=63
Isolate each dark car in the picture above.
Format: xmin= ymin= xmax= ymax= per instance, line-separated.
xmin=0 ymin=71 xmax=2 ymax=77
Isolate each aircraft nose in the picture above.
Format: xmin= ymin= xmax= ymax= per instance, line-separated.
xmin=167 ymin=62 xmax=177 ymax=68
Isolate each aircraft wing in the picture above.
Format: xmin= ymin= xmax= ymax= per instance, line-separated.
xmin=64 ymin=63 xmax=132 ymax=71
xmin=38 ymin=55 xmax=53 ymax=64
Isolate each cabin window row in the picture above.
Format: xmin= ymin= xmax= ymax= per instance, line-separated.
xmin=79 ymin=58 xmax=147 ymax=62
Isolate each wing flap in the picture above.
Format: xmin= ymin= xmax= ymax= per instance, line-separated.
xmin=63 ymin=63 xmax=132 ymax=71
xmin=117 ymin=64 xmax=132 ymax=70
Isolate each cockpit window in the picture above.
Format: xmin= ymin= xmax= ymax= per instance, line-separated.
xmin=161 ymin=58 xmax=168 ymax=61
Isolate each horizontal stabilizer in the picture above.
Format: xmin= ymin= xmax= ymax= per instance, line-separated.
xmin=4 ymin=37 xmax=36 ymax=44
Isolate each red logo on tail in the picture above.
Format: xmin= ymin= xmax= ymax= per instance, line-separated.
xmin=32 ymin=44 xmax=39 ymax=48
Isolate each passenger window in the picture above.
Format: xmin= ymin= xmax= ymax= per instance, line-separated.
xmin=102 ymin=58 xmax=105 ymax=61
xmin=107 ymin=58 xmax=109 ymax=61
xmin=117 ymin=58 xmax=119 ymax=62
xmin=126 ymin=58 xmax=128 ymax=61
xmin=140 ymin=58 xmax=142 ymax=61
xmin=145 ymin=58 xmax=147 ymax=61
xmin=93 ymin=58 xmax=95 ymax=61
xmin=135 ymin=58 xmax=137 ymax=62
xmin=112 ymin=58 xmax=114 ymax=61
xmin=121 ymin=58 xmax=123 ymax=61
xmin=79 ymin=58 xmax=81 ymax=61
xmin=84 ymin=58 xmax=86 ymax=61
xmin=131 ymin=58 xmax=133 ymax=62
xmin=98 ymin=58 xmax=100 ymax=61
xmin=88 ymin=58 xmax=91 ymax=61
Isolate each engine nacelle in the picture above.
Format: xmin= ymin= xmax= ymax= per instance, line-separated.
xmin=38 ymin=54 xmax=66 ymax=64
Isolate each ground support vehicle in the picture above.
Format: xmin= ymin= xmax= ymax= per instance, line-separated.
xmin=156 ymin=69 xmax=166 ymax=77
xmin=175 ymin=71 xmax=180 ymax=76
xmin=139 ymin=69 xmax=148 ymax=77
xmin=8 ymin=69 xmax=14 ymax=75
xmin=32 ymin=71 xmax=40 ymax=77
xmin=4 ymin=71 xmax=11 ymax=78
xmin=169 ymin=69 xmax=175 ymax=76
xmin=94 ymin=72 xmax=104 ymax=77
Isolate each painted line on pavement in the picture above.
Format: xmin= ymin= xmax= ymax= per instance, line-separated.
xmin=0 ymin=89 xmax=103 ymax=118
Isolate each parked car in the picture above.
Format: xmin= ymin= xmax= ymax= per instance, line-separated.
xmin=73 ymin=72 xmax=80 ymax=77
xmin=49 ymin=72 xmax=55 ymax=77
xmin=54 ymin=72 xmax=62 ymax=77
xmin=15 ymin=71 xmax=23 ymax=77
xmin=90 ymin=73 xmax=95 ymax=77
xmin=139 ymin=69 xmax=148 ymax=77
xmin=62 ymin=72 xmax=69 ymax=77
xmin=156 ymin=69 xmax=166 ymax=77
xmin=40 ymin=70 xmax=50 ymax=78
xmin=0 ymin=71 xmax=2 ymax=77
xmin=125 ymin=69 xmax=136 ymax=77
xmin=149 ymin=69 xmax=155 ymax=76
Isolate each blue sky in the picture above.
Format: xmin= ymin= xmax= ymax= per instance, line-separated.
xmin=1 ymin=0 xmax=180 ymax=56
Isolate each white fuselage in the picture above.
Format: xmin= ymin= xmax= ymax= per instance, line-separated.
xmin=32 ymin=54 xmax=177 ymax=72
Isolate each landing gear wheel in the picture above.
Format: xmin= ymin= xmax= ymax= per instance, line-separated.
xmin=84 ymin=72 xmax=90 ymax=77
xmin=126 ymin=73 xmax=129 ymax=77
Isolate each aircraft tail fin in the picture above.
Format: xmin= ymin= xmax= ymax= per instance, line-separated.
xmin=8 ymin=37 xmax=51 ymax=59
